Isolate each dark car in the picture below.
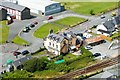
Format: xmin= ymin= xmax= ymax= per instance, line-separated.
xmin=85 ymin=46 xmax=92 ymax=50
xmin=48 ymin=16 xmax=53 ymax=20
xmin=29 ymin=24 xmax=35 ymax=28
xmin=33 ymin=21 xmax=38 ymax=25
xmin=93 ymin=53 xmax=101 ymax=57
xmin=25 ymin=26 xmax=31 ymax=30
xmin=13 ymin=52 xmax=21 ymax=56
xmin=21 ymin=50 xmax=29 ymax=55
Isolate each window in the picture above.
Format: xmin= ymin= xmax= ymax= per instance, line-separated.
xmin=49 ymin=42 xmax=51 ymax=45
xmin=42 ymin=13 xmax=44 ymax=15
xmin=53 ymin=44 xmax=54 ymax=47
xmin=56 ymin=45 xmax=58 ymax=48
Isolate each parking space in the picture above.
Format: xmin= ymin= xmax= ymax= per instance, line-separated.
xmin=89 ymin=41 xmax=119 ymax=58
xmin=0 ymin=43 xmax=25 ymax=65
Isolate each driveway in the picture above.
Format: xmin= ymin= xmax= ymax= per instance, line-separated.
xmin=89 ymin=41 xmax=120 ymax=58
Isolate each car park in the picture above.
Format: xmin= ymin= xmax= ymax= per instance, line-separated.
xmin=21 ymin=50 xmax=30 ymax=55
xmin=93 ymin=53 xmax=101 ymax=57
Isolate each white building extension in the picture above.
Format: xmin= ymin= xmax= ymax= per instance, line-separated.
xmin=8 ymin=0 xmax=64 ymax=15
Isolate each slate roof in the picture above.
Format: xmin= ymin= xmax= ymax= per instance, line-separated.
xmin=12 ymin=60 xmax=20 ymax=67
xmin=12 ymin=55 xmax=32 ymax=68
xmin=0 ymin=1 xmax=27 ymax=11
xmin=98 ymin=29 xmax=112 ymax=34
xmin=65 ymin=31 xmax=76 ymax=38
xmin=113 ymin=15 xmax=120 ymax=26
xmin=101 ymin=71 xmax=114 ymax=78
xmin=47 ymin=33 xmax=64 ymax=43
xmin=103 ymin=20 xmax=115 ymax=32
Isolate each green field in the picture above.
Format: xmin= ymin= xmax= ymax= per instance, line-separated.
xmin=34 ymin=70 xmax=63 ymax=78
xmin=61 ymin=2 xmax=117 ymax=15
xmin=34 ymin=17 xmax=86 ymax=38
xmin=12 ymin=36 xmax=29 ymax=45
xmin=54 ymin=17 xmax=86 ymax=27
xmin=34 ymin=23 xmax=63 ymax=38
xmin=0 ymin=21 xmax=9 ymax=44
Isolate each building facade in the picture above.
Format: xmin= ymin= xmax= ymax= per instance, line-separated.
xmin=0 ymin=8 xmax=7 ymax=21
xmin=96 ymin=19 xmax=115 ymax=36
xmin=44 ymin=33 xmax=69 ymax=56
xmin=8 ymin=0 xmax=64 ymax=16
xmin=0 ymin=1 xmax=31 ymax=20
xmin=44 ymin=31 xmax=82 ymax=56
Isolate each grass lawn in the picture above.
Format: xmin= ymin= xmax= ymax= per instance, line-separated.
xmin=32 ymin=49 xmax=47 ymax=56
xmin=54 ymin=17 xmax=86 ymax=27
xmin=12 ymin=36 xmax=29 ymax=45
xmin=0 ymin=21 xmax=9 ymax=44
xmin=34 ymin=17 xmax=86 ymax=38
xmin=63 ymin=53 xmax=79 ymax=61
xmin=61 ymin=2 xmax=117 ymax=15
xmin=34 ymin=70 xmax=63 ymax=78
xmin=34 ymin=23 xmax=62 ymax=38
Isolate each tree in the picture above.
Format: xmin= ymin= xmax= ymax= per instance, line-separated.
xmin=90 ymin=9 xmax=95 ymax=15
xmin=23 ymin=57 xmax=49 ymax=72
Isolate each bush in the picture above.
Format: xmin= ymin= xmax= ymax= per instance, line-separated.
xmin=56 ymin=55 xmax=63 ymax=61
xmin=90 ymin=9 xmax=95 ymax=15
xmin=3 ymin=70 xmax=33 ymax=78
xmin=23 ymin=58 xmax=49 ymax=73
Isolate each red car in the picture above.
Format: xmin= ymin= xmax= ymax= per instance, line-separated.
xmin=13 ymin=52 xmax=21 ymax=56
xmin=48 ymin=16 xmax=53 ymax=20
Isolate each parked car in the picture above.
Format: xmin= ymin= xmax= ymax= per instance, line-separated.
xmin=85 ymin=45 xmax=92 ymax=50
xmin=112 ymin=12 xmax=116 ymax=17
xmin=48 ymin=16 xmax=53 ymax=20
xmin=29 ymin=24 xmax=35 ymax=28
xmin=13 ymin=52 xmax=21 ymax=56
xmin=23 ymin=28 xmax=29 ymax=32
xmin=25 ymin=26 xmax=31 ymax=30
xmin=93 ymin=53 xmax=101 ymax=57
xmin=21 ymin=50 xmax=30 ymax=55
xmin=33 ymin=21 xmax=38 ymax=25
xmin=101 ymin=15 xmax=105 ymax=19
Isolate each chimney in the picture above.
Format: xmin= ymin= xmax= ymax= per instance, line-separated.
xmin=49 ymin=29 xmax=53 ymax=34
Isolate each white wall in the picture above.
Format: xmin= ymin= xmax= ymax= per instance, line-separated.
xmin=44 ymin=38 xmax=61 ymax=55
